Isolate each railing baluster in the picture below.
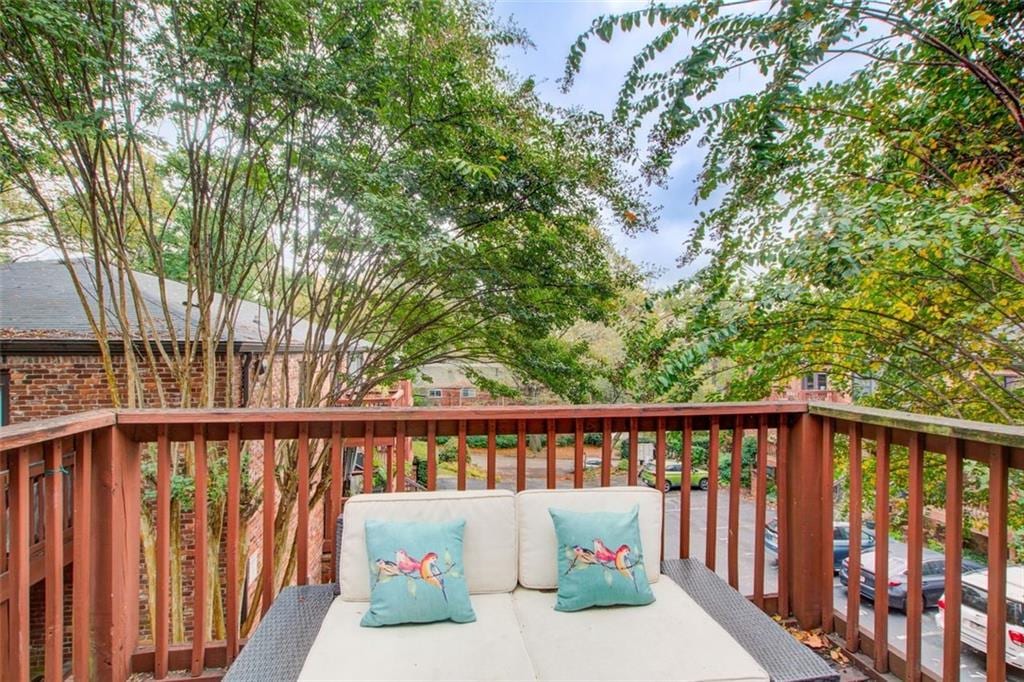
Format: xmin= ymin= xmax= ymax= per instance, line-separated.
xmin=384 ymin=442 xmax=394 ymax=492
xmin=395 ymin=421 xmax=406 ymax=493
xmin=988 ymin=444 xmax=1009 ymax=682
xmin=706 ymin=416 xmax=719 ymax=570
xmin=486 ymin=420 xmax=497 ymax=490
xmin=9 ymin=447 xmax=30 ymax=681
xmin=457 ymin=420 xmax=468 ymax=491
xmin=72 ymin=433 xmax=92 ymax=681
xmin=845 ymin=422 xmax=863 ymax=652
xmin=516 ymin=420 xmax=526 ymax=491
xmin=573 ymin=418 xmax=584 ymax=488
xmin=155 ymin=426 xmax=171 ymax=678
xmin=329 ymin=422 xmax=342 ymax=557
xmin=942 ymin=438 xmax=963 ymax=680
xmin=546 ymin=419 xmax=557 ymax=489
xmin=753 ymin=415 xmax=767 ymax=609
xmin=44 ymin=439 xmax=64 ymax=682
xmin=905 ymin=432 xmax=925 ymax=680
xmin=297 ymin=422 xmax=310 ymax=584
xmin=820 ymin=417 xmax=834 ymax=633
xmin=728 ymin=419 xmax=742 ymax=590
xmin=873 ymin=428 xmax=890 ymax=673
xmin=776 ymin=420 xmax=789 ymax=618
xmin=679 ymin=416 xmax=692 ymax=560
xmin=363 ymin=422 xmax=374 ymax=495
xmin=427 ymin=421 xmax=437 ymax=491
xmin=601 ymin=419 xmax=612 ymax=487
xmin=192 ymin=426 xmax=208 ymax=676
xmin=628 ymin=417 xmax=639 ymax=486
xmin=262 ymin=424 xmax=275 ymax=616
xmin=226 ymin=423 xmax=241 ymax=663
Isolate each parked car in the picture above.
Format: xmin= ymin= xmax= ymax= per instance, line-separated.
xmin=640 ymin=461 xmax=710 ymax=493
xmin=568 ymin=457 xmax=602 ymax=474
xmin=767 ymin=520 xmax=875 ymax=572
xmin=937 ymin=565 xmax=1024 ymax=670
xmin=839 ymin=546 xmax=983 ymax=612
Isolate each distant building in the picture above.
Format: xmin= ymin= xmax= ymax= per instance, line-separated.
xmin=772 ymin=371 xmax=851 ymax=403
xmin=414 ymin=362 xmax=557 ymax=407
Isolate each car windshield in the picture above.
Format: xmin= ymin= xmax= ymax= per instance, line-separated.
xmin=962 ymin=583 xmax=1024 ymax=627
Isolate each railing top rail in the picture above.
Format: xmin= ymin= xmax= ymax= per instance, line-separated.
xmin=0 ymin=409 xmax=117 ymax=452
xmin=809 ymin=401 xmax=1024 ymax=450
xmin=114 ymin=401 xmax=810 ymax=425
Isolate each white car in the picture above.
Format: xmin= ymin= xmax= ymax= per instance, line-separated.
xmin=937 ymin=565 xmax=1024 ymax=670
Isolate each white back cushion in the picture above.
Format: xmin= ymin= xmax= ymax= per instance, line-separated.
xmin=338 ymin=489 xmax=517 ymax=601
xmin=516 ymin=486 xmax=662 ymax=589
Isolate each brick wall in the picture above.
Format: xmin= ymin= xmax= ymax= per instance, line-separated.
xmin=4 ymin=348 xmax=335 ymax=670
xmin=2 ymin=352 xmax=238 ymax=423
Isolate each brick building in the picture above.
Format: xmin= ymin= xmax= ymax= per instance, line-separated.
xmin=0 ymin=259 xmax=330 ymax=672
xmin=414 ymin=361 xmax=558 ymax=407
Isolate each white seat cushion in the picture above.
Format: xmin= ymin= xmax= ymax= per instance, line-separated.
xmin=338 ymin=489 xmax=517 ymax=601
xmin=298 ymin=593 xmax=537 ymax=681
xmin=511 ymin=581 xmax=769 ymax=682
xmin=516 ymin=487 xmax=662 ymax=589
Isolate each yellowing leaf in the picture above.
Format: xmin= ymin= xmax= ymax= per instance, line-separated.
xmin=970 ymin=9 xmax=994 ymax=26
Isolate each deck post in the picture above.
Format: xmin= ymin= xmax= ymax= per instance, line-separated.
xmin=91 ymin=425 xmax=142 ymax=681
xmin=783 ymin=412 xmax=828 ymax=629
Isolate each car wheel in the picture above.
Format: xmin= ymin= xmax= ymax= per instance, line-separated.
xmin=663 ymin=479 xmax=672 ymax=493
xmin=698 ymin=478 xmax=709 ymax=491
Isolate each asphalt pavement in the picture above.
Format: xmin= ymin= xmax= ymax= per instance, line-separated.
xmin=437 ymin=456 xmax=1020 ymax=680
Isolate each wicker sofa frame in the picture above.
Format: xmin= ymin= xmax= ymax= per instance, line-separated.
xmin=224 ymin=516 xmax=838 ymax=682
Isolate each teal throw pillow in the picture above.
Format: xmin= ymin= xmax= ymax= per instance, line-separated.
xmin=361 ymin=518 xmax=476 ymax=626
xmin=549 ymin=505 xmax=656 ymax=612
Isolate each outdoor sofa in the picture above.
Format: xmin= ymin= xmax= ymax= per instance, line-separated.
xmin=225 ymin=487 xmax=838 ymax=682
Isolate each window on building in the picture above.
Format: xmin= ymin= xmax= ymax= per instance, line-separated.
xmin=461 ymin=387 xmax=477 ymax=398
xmin=347 ymin=351 xmax=365 ymax=376
xmin=802 ymin=372 xmax=828 ymax=391
xmin=427 ymin=388 xmax=442 ymax=398
xmin=852 ymin=375 xmax=878 ymax=398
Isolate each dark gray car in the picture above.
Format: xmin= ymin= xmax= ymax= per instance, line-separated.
xmin=839 ymin=545 xmax=984 ymax=612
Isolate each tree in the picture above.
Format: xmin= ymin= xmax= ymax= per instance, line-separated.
xmin=565 ymin=1 xmax=1024 ymax=423
xmin=1 ymin=0 xmax=650 ymax=641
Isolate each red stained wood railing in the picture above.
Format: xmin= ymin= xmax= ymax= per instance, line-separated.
xmin=546 ymin=419 xmax=556 ymax=489
xmin=192 ymin=427 xmax=209 ymax=677
xmin=628 ymin=417 xmax=639 ymax=486
xmin=43 ymin=439 xmax=64 ymax=682
xmin=679 ymin=416 xmax=692 ymax=561
xmin=3 ymin=400 xmax=1023 ymax=681
xmin=845 ymin=422 xmax=863 ymax=652
xmin=427 ymin=421 xmax=438 ymax=491
xmin=457 ymin=420 xmax=467 ymax=491
xmin=874 ymin=428 xmax=891 ymax=672
xmin=942 ymin=438 xmax=963 ymax=679
xmin=573 ymin=419 xmax=584 ymax=489
xmin=155 ymin=426 xmax=171 ymax=678
xmin=601 ymin=420 xmax=612 ymax=488
xmin=486 ymin=420 xmax=497 ymax=490
xmin=71 ymin=432 xmax=92 ymax=681
xmin=988 ymin=445 xmax=1009 ymax=682
xmin=752 ymin=415 xmax=768 ymax=609
xmin=904 ymin=433 xmax=925 ymax=681
xmin=226 ymin=423 xmax=241 ymax=663
xmin=297 ymin=423 xmax=310 ymax=583
xmin=820 ymin=417 xmax=834 ymax=634
xmin=706 ymin=415 xmax=720 ymax=570
xmin=262 ymin=424 xmax=275 ymax=617
xmin=728 ymin=421 xmax=742 ymax=590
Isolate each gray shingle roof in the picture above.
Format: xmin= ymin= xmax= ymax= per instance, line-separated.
xmin=0 ymin=259 xmax=315 ymax=348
